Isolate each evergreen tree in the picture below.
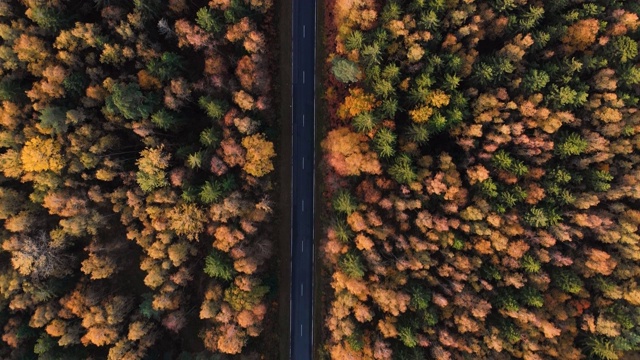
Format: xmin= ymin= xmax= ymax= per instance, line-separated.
xmin=374 ymin=127 xmax=396 ymax=158
xmin=339 ymin=252 xmax=365 ymax=279
xmin=151 ymin=109 xmax=181 ymax=130
xmin=204 ymin=250 xmax=236 ymax=281
xmin=345 ymin=30 xmax=364 ymax=52
xmin=196 ymin=7 xmax=223 ymax=34
xmin=388 ymin=154 xmax=418 ymax=184
xmin=38 ymin=107 xmax=67 ymax=135
xmin=333 ymin=190 xmax=357 ymax=215
xmin=105 ymin=82 xmax=155 ymax=120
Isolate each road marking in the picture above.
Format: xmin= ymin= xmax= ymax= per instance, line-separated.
xmin=302 ymin=200 xmax=304 ymax=212
xmin=303 ymin=71 xmax=305 ymax=84
xmin=303 ymin=25 xmax=306 ymax=38
xmin=300 ymin=324 xmax=303 ymax=337
xmin=301 ymin=283 xmax=304 ymax=297
xmin=302 ymin=157 xmax=305 ymax=169
xmin=302 ymin=239 xmax=304 ymax=253
xmin=303 ymin=114 xmax=305 ymax=127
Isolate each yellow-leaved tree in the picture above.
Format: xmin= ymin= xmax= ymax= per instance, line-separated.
xmin=241 ymin=134 xmax=275 ymax=177
xmin=21 ymin=137 xmax=64 ymax=173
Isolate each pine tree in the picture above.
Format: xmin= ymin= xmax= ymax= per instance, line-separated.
xmin=588 ymin=170 xmax=613 ymax=192
xmin=151 ymin=109 xmax=180 ymax=130
xmin=398 ymin=325 xmax=418 ymax=348
xmin=199 ymin=180 xmax=223 ymax=204
xmin=105 ymin=82 xmax=155 ymax=120
xmin=361 ymin=43 xmax=382 ymax=66
xmin=333 ymin=219 xmax=353 ymax=243
xmin=491 ymin=150 xmax=514 ymax=171
xmin=522 ymin=69 xmax=550 ymax=93
xmin=374 ymin=127 xmax=396 ymax=158
xmin=333 ymin=190 xmax=357 ymax=215
xmin=38 ymin=107 xmax=68 ymax=135
xmin=339 ymin=252 xmax=365 ymax=279
xmin=520 ymin=286 xmax=544 ymax=308
xmin=147 ymin=52 xmax=184 ymax=81
xmin=345 ymin=30 xmax=364 ymax=52
xmin=585 ymin=336 xmax=619 ymax=360
xmin=608 ymin=36 xmax=638 ymax=64
xmin=524 ymin=207 xmax=548 ymax=228
xmin=204 ymin=250 xmax=235 ymax=281
xmin=200 ymin=128 xmax=219 ymax=147
xmin=352 ymin=112 xmax=375 ymax=133
xmin=407 ymin=123 xmax=430 ymax=144
xmin=198 ymin=96 xmax=227 ymax=120
xmin=187 ymin=151 xmax=204 ymax=169
xmin=521 ymin=254 xmax=541 ymax=273
xmin=381 ymin=1 xmax=402 ymax=23
xmin=388 ymin=154 xmax=418 ymax=184
xmin=553 ymin=269 xmax=584 ymax=294
xmin=381 ymin=63 xmax=400 ymax=82
xmin=196 ymin=7 xmax=222 ymax=34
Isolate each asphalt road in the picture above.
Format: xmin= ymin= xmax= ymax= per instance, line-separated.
xmin=290 ymin=0 xmax=315 ymax=359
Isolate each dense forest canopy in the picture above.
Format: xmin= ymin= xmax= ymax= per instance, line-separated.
xmin=0 ymin=0 xmax=279 ymax=358
xmin=321 ymin=0 xmax=640 ymax=359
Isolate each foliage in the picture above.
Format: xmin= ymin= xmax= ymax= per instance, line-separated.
xmin=204 ymin=251 xmax=236 ymax=281
xmin=321 ymin=0 xmax=640 ymax=358
xmin=331 ymin=57 xmax=361 ymax=83
xmin=0 ymin=0 xmax=278 ymax=358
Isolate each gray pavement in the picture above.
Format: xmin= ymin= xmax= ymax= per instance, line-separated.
xmin=290 ymin=0 xmax=316 ymax=359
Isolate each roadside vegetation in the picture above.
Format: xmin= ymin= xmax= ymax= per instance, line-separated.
xmin=0 ymin=0 xmax=279 ymax=358
xmin=321 ymin=0 xmax=640 ymax=359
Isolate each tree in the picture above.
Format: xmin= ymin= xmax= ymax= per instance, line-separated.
xmin=373 ymin=127 xmax=396 ymax=158
xmin=21 ymin=137 xmax=65 ymax=173
xmin=151 ymin=109 xmax=181 ymax=130
xmin=555 ymin=133 xmax=588 ymax=158
xmin=333 ymin=190 xmax=357 ymax=215
xmin=361 ymin=43 xmax=382 ymax=66
xmin=522 ymin=69 xmax=550 ymax=93
xmin=561 ymin=19 xmax=599 ymax=52
xmin=608 ymin=36 xmax=638 ymax=64
xmin=585 ymin=336 xmax=619 ymax=360
xmin=524 ymin=207 xmax=549 ymax=228
xmin=136 ymin=147 xmax=170 ymax=192
xmin=331 ymin=57 xmax=361 ymax=83
xmin=2 ymin=232 xmax=73 ymax=279
xmin=388 ymin=154 xmax=417 ymax=184
xmin=338 ymin=88 xmax=376 ymax=120
xmin=186 ymin=151 xmax=204 ymax=169
xmin=339 ymin=252 xmax=365 ymax=279
xmin=321 ymin=127 xmax=382 ymax=176
xmin=198 ymin=96 xmax=227 ymax=120
xmin=146 ymin=52 xmax=184 ymax=81
xmin=352 ymin=112 xmax=375 ymax=133
xmin=81 ymin=252 xmax=117 ymax=280
xmin=196 ymin=7 xmax=223 ymax=34
xmin=104 ymin=82 xmax=155 ymax=120
xmin=241 ymin=134 xmax=275 ymax=177
xmin=204 ymin=250 xmax=236 ymax=281
xmin=223 ymin=284 xmax=269 ymax=311
xmin=38 ymin=106 xmax=68 ymax=134
xmin=168 ymin=203 xmax=206 ymax=241
xmin=345 ymin=30 xmax=364 ymax=51
xmin=26 ymin=5 xmax=67 ymax=32
xmin=200 ymin=128 xmax=219 ymax=147
xmin=216 ymin=324 xmax=247 ymax=354
xmin=553 ymin=269 xmax=584 ymax=294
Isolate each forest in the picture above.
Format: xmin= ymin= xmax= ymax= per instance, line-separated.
xmin=0 ymin=0 xmax=279 ymax=358
xmin=321 ymin=0 xmax=640 ymax=359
